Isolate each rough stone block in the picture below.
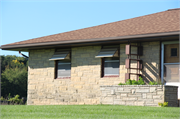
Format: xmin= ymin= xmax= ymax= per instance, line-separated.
xmin=150 ymin=87 xmax=157 ymax=92
xmin=147 ymin=95 xmax=152 ymax=99
xmin=102 ymin=97 xmax=113 ymax=103
xmin=84 ymin=99 xmax=92 ymax=104
xmin=100 ymin=87 xmax=105 ymax=90
xmin=142 ymin=94 xmax=147 ymax=99
xmin=87 ymin=94 xmax=96 ymax=98
xmin=117 ymin=96 xmax=121 ymax=99
xmin=153 ymin=100 xmax=163 ymax=103
xmin=119 ymin=101 xmax=126 ymax=105
xmin=134 ymin=101 xmax=145 ymax=106
xmin=126 ymin=101 xmax=134 ymax=105
xmin=157 ymin=88 xmax=163 ymax=91
xmin=78 ymin=72 xmax=83 ymax=77
xmin=114 ymin=100 xmax=120 ymax=105
xmin=47 ymin=95 xmax=53 ymax=99
xmin=157 ymin=91 xmax=164 ymax=95
xmin=153 ymin=95 xmax=161 ymax=99
xmin=145 ymin=99 xmax=154 ymax=103
xmin=122 ymin=97 xmax=137 ymax=101
xmin=28 ymin=85 xmax=36 ymax=89
xmin=74 ymin=85 xmax=83 ymax=89
xmin=136 ymin=89 xmax=149 ymax=93
xmin=121 ymin=94 xmax=127 ymax=97
xmin=92 ymin=99 xmax=98 ymax=104
xmin=59 ymin=86 xmax=67 ymax=91
xmin=71 ymin=77 xmax=81 ymax=82
xmin=111 ymin=89 xmax=115 ymax=95
xmin=70 ymin=99 xmax=77 ymax=102
xmin=128 ymin=94 xmax=142 ymax=97
xmin=145 ymin=104 xmax=158 ymax=106
xmin=79 ymin=102 xmax=85 ymax=105
xmin=131 ymin=89 xmax=136 ymax=94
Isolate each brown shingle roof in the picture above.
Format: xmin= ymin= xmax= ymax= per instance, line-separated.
xmin=2 ymin=8 xmax=180 ymax=47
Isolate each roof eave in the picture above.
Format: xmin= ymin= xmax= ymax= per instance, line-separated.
xmin=1 ymin=31 xmax=179 ymax=51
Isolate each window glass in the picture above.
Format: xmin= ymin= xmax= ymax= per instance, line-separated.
xmin=57 ymin=60 xmax=71 ymax=78
xmin=171 ymin=48 xmax=177 ymax=56
xmin=104 ymin=57 xmax=119 ymax=76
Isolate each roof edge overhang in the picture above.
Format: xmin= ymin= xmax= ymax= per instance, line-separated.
xmin=1 ymin=31 xmax=179 ymax=51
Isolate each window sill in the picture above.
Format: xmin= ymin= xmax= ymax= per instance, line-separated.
xmin=103 ymin=75 xmax=119 ymax=78
xmin=56 ymin=77 xmax=71 ymax=79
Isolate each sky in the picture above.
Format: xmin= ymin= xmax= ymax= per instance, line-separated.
xmin=0 ymin=0 xmax=179 ymax=57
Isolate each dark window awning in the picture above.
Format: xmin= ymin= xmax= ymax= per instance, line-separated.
xmin=95 ymin=48 xmax=119 ymax=58
xmin=49 ymin=51 xmax=70 ymax=60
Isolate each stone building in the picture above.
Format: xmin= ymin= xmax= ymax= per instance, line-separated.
xmin=1 ymin=8 xmax=179 ymax=106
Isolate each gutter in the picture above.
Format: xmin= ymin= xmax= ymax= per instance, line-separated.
xmin=19 ymin=51 xmax=29 ymax=59
xmin=1 ymin=31 xmax=179 ymax=50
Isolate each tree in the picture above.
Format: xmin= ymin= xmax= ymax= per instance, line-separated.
xmin=1 ymin=55 xmax=28 ymax=98
xmin=1 ymin=55 xmax=27 ymax=73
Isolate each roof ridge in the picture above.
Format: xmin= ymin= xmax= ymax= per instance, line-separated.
xmin=168 ymin=8 xmax=180 ymax=11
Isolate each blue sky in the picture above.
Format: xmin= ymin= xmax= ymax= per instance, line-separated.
xmin=0 ymin=0 xmax=179 ymax=57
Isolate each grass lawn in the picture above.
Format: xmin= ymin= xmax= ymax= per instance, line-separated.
xmin=1 ymin=105 xmax=180 ymax=119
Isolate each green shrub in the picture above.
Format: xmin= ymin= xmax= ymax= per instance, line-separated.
xmin=149 ymin=81 xmax=158 ymax=85
xmin=118 ymin=77 xmax=145 ymax=85
xmin=118 ymin=83 xmax=125 ymax=85
xmin=8 ymin=93 xmax=11 ymax=99
xmin=1 ymin=96 xmax=5 ymax=101
xmin=132 ymin=80 xmax=138 ymax=85
xmin=158 ymin=102 xmax=168 ymax=107
xmin=125 ymin=79 xmax=132 ymax=85
xmin=138 ymin=76 xmax=145 ymax=85
xmin=19 ymin=99 xmax=24 ymax=104
xmin=8 ymin=94 xmax=21 ymax=103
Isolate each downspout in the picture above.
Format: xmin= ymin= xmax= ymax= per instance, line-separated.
xmin=19 ymin=51 xmax=29 ymax=59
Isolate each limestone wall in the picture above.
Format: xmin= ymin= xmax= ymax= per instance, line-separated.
xmin=100 ymin=85 xmax=178 ymax=107
xmin=140 ymin=42 xmax=160 ymax=83
xmin=27 ymin=46 xmax=121 ymax=105
xmin=27 ymin=41 xmax=161 ymax=105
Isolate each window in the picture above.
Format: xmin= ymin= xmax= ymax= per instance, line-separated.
xmin=171 ymin=48 xmax=177 ymax=56
xmin=104 ymin=57 xmax=119 ymax=76
xmin=56 ymin=60 xmax=71 ymax=78
xmin=96 ymin=45 xmax=120 ymax=77
xmin=49 ymin=49 xmax=71 ymax=79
